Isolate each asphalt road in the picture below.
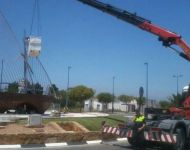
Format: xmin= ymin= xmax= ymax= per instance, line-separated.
xmin=45 ymin=142 xmax=130 ymax=150
xmin=3 ymin=141 xmax=190 ymax=150
xmin=1 ymin=141 xmax=133 ymax=150
xmin=2 ymin=141 xmax=160 ymax=150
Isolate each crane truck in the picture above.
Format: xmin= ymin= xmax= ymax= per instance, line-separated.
xmin=78 ymin=0 xmax=190 ymax=150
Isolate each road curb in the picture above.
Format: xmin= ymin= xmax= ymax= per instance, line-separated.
xmin=0 ymin=138 xmax=128 ymax=148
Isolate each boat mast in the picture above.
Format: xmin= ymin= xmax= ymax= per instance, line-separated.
xmin=23 ymin=31 xmax=28 ymax=93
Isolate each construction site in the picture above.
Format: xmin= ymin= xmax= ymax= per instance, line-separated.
xmin=0 ymin=0 xmax=190 ymax=150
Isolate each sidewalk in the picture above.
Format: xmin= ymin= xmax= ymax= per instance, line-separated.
xmin=60 ymin=112 xmax=109 ymax=118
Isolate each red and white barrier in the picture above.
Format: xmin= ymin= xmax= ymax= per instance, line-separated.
xmin=126 ymin=129 xmax=133 ymax=138
xmin=102 ymin=126 xmax=133 ymax=138
xmin=144 ymin=131 xmax=176 ymax=144
xmin=102 ymin=125 xmax=177 ymax=144
xmin=161 ymin=133 xmax=176 ymax=143
xmin=102 ymin=126 xmax=119 ymax=134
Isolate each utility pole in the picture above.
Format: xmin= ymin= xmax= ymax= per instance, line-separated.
xmin=144 ymin=62 xmax=149 ymax=108
xmin=112 ymin=76 xmax=115 ymax=113
xmin=173 ymin=74 xmax=183 ymax=95
xmin=139 ymin=86 xmax=144 ymax=112
xmin=66 ymin=66 xmax=71 ymax=108
xmin=0 ymin=59 xmax=4 ymax=92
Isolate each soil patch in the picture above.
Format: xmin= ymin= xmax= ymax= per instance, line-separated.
xmin=58 ymin=121 xmax=89 ymax=132
xmin=0 ymin=122 xmax=65 ymax=134
xmin=0 ymin=121 xmax=117 ymax=144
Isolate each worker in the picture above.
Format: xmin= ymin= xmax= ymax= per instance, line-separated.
xmin=133 ymin=109 xmax=146 ymax=131
xmin=132 ymin=109 xmax=146 ymax=148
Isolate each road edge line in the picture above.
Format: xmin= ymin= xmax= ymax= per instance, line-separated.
xmin=86 ymin=140 xmax=102 ymax=144
xmin=45 ymin=142 xmax=68 ymax=147
xmin=0 ymin=145 xmax=21 ymax=148
xmin=117 ymin=137 xmax=127 ymax=141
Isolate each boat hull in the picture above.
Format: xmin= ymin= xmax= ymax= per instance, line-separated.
xmin=0 ymin=92 xmax=54 ymax=114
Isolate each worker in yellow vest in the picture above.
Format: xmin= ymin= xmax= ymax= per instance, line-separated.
xmin=133 ymin=110 xmax=146 ymax=131
xmin=132 ymin=110 xmax=146 ymax=148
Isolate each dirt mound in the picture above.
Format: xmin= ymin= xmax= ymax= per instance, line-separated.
xmin=0 ymin=122 xmax=63 ymax=134
xmin=0 ymin=121 xmax=117 ymax=144
xmin=58 ymin=121 xmax=89 ymax=132
xmin=0 ymin=121 xmax=89 ymax=134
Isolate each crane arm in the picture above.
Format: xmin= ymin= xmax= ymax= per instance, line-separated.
xmin=78 ymin=0 xmax=190 ymax=61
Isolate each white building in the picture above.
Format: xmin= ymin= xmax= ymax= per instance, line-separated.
xmin=84 ymin=99 xmax=102 ymax=112
xmin=84 ymin=98 xmax=138 ymax=112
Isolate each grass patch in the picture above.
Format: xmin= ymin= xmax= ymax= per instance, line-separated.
xmin=43 ymin=116 xmax=125 ymax=131
xmin=15 ymin=114 xmax=127 ymax=131
xmin=106 ymin=114 xmax=127 ymax=123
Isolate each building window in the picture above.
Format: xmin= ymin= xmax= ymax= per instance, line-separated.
xmin=131 ymin=105 xmax=135 ymax=112
xmin=85 ymin=104 xmax=88 ymax=108
xmin=97 ymin=104 xmax=100 ymax=111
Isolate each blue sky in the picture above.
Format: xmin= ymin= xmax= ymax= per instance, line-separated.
xmin=0 ymin=0 xmax=190 ymax=100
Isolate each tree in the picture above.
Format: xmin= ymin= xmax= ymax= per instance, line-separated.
xmin=159 ymin=100 xmax=171 ymax=109
xmin=8 ymin=82 xmax=18 ymax=93
xmin=49 ymin=84 xmax=59 ymax=96
xmin=118 ymin=95 xmax=133 ymax=103
xmin=59 ymin=90 xmax=66 ymax=107
xmin=68 ymin=85 xmax=95 ymax=112
xmin=168 ymin=94 xmax=183 ymax=107
xmin=118 ymin=94 xmax=134 ymax=112
xmin=97 ymin=92 xmax=112 ymax=111
xmin=159 ymin=93 xmax=185 ymax=109
xmin=34 ymin=82 xmax=43 ymax=95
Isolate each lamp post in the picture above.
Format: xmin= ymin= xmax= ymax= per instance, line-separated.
xmin=144 ymin=62 xmax=149 ymax=108
xmin=112 ymin=76 xmax=115 ymax=113
xmin=0 ymin=60 xmax=4 ymax=92
xmin=66 ymin=66 xmax=71 ymax=108
xmin=173 ymin=74 xmax=183 ymax=95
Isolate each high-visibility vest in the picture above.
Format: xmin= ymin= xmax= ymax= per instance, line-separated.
xmin=134 ymin=115 xmax=145 ymax=123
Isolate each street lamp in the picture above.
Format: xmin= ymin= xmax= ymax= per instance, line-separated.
xmin=173 ymin=74 xmax=183 ymax=95
xmin=144 ymin=62 xmax=149 ymax=108
xmin=112 ymin=76 xmax=115 ymax=113
xmin=0 ymin=60 xmax=4 ymax=92
xmin=66 ymin=66 xmax=71 ymax=108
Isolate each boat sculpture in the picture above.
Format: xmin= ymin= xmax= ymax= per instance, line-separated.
xmin=0 ymin=9 xmax=55 ymax=114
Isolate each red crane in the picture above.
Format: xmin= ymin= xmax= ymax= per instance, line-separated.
xmin=78 ymin=0 xmax=190 ymax=117
xmin=78 ymin=1 xmax=190 ymax=149
xmin=78 ymin=0 xmax=190 ymax=61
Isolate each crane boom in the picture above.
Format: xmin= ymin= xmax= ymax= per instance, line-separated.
xmin=78 ymin=0 xmax=190 ymax=61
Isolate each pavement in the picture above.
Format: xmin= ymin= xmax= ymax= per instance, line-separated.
xmin=44 ymin=111 xmax=110 ymax=117
xmin=0 ymin=138 xmax=128 ymax=149
xmin=0 ymin=112 xmax=111 ymax=121
xmin=1 ymin=111 xmax=135 ymax=119
xmin=60 ymin=112 xmax=110 ymax=117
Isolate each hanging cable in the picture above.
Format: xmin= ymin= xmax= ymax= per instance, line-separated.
xmin=168 ymin=46 xmax=190 ymax=61
xmin=30 ymin=0 xmax=36 ymax=35
xmin=36 ymin=57 xmax=57 ymax=98
xmin=30 ymin=0 xmax=41 ymax=36
xmin=0 ymin=10 xmax=23 ymax=54
xmin=37 ymin=0 xmax=41 ymax=35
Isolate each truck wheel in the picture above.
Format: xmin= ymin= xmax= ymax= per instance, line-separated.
xmin=128 ymin=137 xmax=146 ymax=148
xmin=173 ymin=128 xmax=186 ymax=150
xmin=127 ymin=137 xmax=136 ymax=146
